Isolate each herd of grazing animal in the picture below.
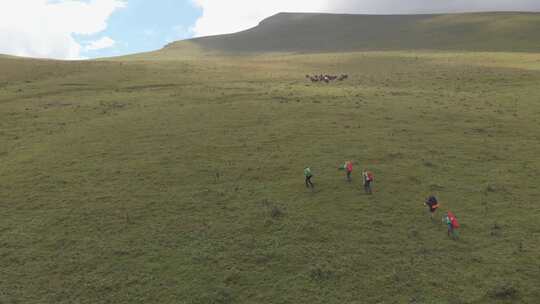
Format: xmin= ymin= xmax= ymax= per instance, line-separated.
xmin=306 ymin=74 xmax=349 ymax=83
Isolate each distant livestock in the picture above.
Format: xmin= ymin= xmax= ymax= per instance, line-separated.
xmin=306 ymin=74 xmax=348 ymax=83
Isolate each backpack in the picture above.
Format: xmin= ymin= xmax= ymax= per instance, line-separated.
xmin=367 ymin=171 xmax=374 ymax=181
xmin=448 ymin=211 xmax=460 ymax=229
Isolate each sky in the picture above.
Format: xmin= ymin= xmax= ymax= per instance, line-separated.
xmin=1 ymin=0 xmax=540 ymax=60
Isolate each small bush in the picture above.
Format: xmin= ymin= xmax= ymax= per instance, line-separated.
xmin=488 ymin=283 xmax=519 ymax=300
xmin=309 ymin=266 xmax=334 ymax=282
xmin=270 ymin=206 xmax=284 ymax=219
xmin=260 ymin=199 xmax=285 ymax=220
xmin=223 ymin=268 xmax=241 ymax=285
xmin=423 ymin=160 xmax=435 ymax=167
xmin=490 ymin=223 xmax=503 ymax=237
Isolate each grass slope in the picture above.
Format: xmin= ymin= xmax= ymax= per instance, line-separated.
xmin=1 ymin=49 xmax=540 ymax=303
xmin=166 ymin=12 xmax=540 ymax=53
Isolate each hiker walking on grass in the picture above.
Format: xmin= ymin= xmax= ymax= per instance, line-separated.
xmin=345 ymin=161 xmax=353 ymax=182
xmin=424 ymin=195 xmax=440 ymax=220
xmin=362 ymin=170 xmax=374 ymax=194
xmin=443 ymin=211 xmax=460 ymax=240
xmin=304 ymin=167 xmax=314 ymax=189
xmin=339 ymin=161 xmax=354 ymax=182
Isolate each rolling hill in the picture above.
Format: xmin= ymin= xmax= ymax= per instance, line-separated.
xmin=2 ymin=12 xmax=540 ymax=304
xmin=166 ymin=12 xmax=540 ymax=53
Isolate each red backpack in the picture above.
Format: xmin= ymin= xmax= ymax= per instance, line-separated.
xmin=448 ymin=211 xmax=460 ymax=229
xmin=367 ymin=172 xmax=374 ymax=181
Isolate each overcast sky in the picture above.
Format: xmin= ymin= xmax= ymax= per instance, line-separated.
xmin=327 ymin=0 xmax=540 ymax=14
xmin=1 ymin=0 xmax=540 ymax=59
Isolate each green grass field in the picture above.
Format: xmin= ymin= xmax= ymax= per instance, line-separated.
xmin=2 ymin=24 xmax=540 ymax=303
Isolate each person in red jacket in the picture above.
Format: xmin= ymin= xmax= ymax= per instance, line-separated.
xmin=345 ymin=161 xmax=353 ymax=182
xmin=443 ymin=211 xmax=460 ymax=239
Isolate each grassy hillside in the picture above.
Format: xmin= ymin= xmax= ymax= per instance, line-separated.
xmin=1 ymin=49 xmax=540 ymax=303
xmin=165 ymin=12 xmax=540 ymax=53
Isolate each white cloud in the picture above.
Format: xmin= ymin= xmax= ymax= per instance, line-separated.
xmin=0 ymin=0 xmax=125 ymax=59
xmin=190 ymin=0 xmax=540 ymax=37
xmin=190 ymin=0 xmax=328 ymax=37
xmin=85 ymin=36 xmax=116 ymax=51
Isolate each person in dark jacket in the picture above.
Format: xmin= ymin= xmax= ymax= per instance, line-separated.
xmin=424 ymin=195 xmax=440 ymax=220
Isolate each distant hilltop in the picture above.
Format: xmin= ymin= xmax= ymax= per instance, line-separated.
xmin=166 ymin=12 xmax=540 ymax=53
